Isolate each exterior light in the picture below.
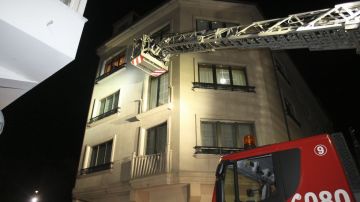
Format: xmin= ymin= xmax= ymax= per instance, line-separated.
xmin=244 ymin=135 xmax=256 ymax=150
xmin=31 ymin=196 xmax=38 ymax=202
xmin=219 ymin=78 xmax=227 ymax=84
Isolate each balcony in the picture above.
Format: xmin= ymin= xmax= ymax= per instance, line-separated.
xmin=130 ymin=151 xmax=172 ymax=179
xmin=88 ymin=107 xmax=120 ymax=124
xmin=95 ymin=63 xmax=126 ymax=83
xmin=0 ymin=0 xmax=87 ymax=109
xmin=192 ymin=82 xmax=256 ymax=92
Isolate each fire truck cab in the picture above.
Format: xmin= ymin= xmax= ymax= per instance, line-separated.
xmin=212 ymin=133 xmax=360 ymax=202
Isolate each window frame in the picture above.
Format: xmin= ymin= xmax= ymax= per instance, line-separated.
xmin=145 ymin=122 xmax=168 ymax=155
xmin=196 ymin=19 xmax=239 ymax=31
xmin=148 ymin=73 xmax=169 ymax=110
xmin=197 ymin=120 xmax=256 ymax=154
xmin=89 ymin=90 xmax=120 ymax=123
xmin=96 ymin=50 xmax=127 ymax=82
xmin=81 ymin=140 xmax=113 ymax=175
xmin=194 ymin=63 xmax=254 ymax=92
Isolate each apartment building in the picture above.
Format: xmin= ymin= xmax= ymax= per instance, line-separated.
xmin=73 ymin=0 xmax=332 ymax=201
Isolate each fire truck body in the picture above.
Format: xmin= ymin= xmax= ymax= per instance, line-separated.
xmin=212 ymin=133 xmax=360 ymax=202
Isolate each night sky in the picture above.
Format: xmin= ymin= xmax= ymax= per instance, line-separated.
xmin=0 ymin=0 xmax=359 ymax=201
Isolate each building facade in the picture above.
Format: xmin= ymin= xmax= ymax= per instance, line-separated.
xmin=73 ymin=0 xmax=332 ymax=201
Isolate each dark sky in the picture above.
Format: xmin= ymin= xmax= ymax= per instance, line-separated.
xmin=0 ymin=0 xmax=359 ymax=201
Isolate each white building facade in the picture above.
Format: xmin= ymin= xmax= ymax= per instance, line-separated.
xmin=73 ymin=0 xmax=332 ymax=201
xmin=0 ymin=0 xmax=87 ymax=109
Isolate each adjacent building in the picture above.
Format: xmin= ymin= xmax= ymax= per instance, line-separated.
xmin=0 ymin=0 xmax=87 ymax=109
xmin=73 ymin=0 xmax=332 ymax=201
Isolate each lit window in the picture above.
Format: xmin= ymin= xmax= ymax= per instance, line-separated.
xmin=201 ymin=121 xmax=255 ymax=151
xmin=146 ymin=123 xmax=167 ymax=155
xmin=149 ymin=73 xmax=169 ymax=109
xmin=195 ymin=64 xmax=252 ymax=91
xmin=97 ymin=51 xmax=126 ymax=81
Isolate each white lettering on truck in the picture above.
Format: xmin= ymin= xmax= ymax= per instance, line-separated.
xmin=291 ymin=189 xmax=351 ymax=202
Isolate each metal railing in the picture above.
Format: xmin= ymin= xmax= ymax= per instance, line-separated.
xmin=89 ymin=107 xmax=120 ymax=123
xmin=192 ymin=82 xmax=256 ymax=92
xmin=130 ymin=151 xmax=171 ymax=179
xmin=194 ymin=146 xmax=244 ymax=155
xmin=95 ymin=63 xmax=126 ymax=83
xmin=80 ymin=162 xmax=113 ymax=175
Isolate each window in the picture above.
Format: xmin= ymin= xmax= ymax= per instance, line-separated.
xmin=146 ymin=123 xmax=167 ymax=155
xmin=149 ymin=73 xmax=169 ymax=109
xmin=81 ymin=140 xmax=113 ymax=175
xmin=195 ymin=64 xmax=254 ymax=92
xmin=96 ymin=51 xmax=126 ymax=81
xmin=200 ymin=121 xmax=255 ymax=153
xmin=151 ymin=24 xmax=171 ymax=43
xmin=90 ymin=90 xmax=120 ymax=123
xmin=284 ymin=98 xmax=301 ymax=127
xmin=223 ymin=155 xmax=277 ymax=202
xmin=196 ymin=19 xmax=238 ymax=31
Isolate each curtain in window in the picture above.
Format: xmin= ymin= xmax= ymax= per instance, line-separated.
xmin=232 ymin=69 xmax=246 ymax=86
xmin=149 ymin=78 xmax=158 ymax=109
xmin=146 ymin=129 xmax=156 ymax=155
xmin=156 ymin=124 xmax=167 ymax=153
xmin=158 ymin=73 xmax=169 ymax=106
xmin=216 ymin=68 xmax=230 ymax=85
xmin=199 ymin=65 xmax=213 ymax=83
xmin=201 ymin=122 xmax=215 ymax=146
xmin=90 ymin=147 xmax=98 ymax=167
xmin=219 ymin=123 xmax=235 ymax=147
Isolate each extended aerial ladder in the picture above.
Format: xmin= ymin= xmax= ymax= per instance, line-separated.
xmin=131 ymin=1 xmax=360 ymax=77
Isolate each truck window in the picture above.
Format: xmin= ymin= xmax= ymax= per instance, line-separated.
xmin=222 ymin=155 xmax=277 ymax=202
xmin=236 ymin=155 xmax=276 ymax=201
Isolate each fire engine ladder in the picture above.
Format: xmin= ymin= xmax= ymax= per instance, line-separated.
xmin=131 ymin=1 xmax=360 ymax=76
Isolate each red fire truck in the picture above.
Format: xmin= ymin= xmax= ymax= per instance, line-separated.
xmin=212 ymin=133 xmax=360 ymax=202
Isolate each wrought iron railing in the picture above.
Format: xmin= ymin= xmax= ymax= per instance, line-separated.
xmin=192 ymin=82 xmax=255 ymax=92
xmin=89 ymin=107 xmax=120 ymax=123
xmin=95 ymin=64 xmax=126 ymax=83
xmin=80 ymin=162 xmax=113 ymax=175
xmin=194 ymin=146 xmax=244 ymax=155
xmin=130 ymin=151 xmax=171 ymax=179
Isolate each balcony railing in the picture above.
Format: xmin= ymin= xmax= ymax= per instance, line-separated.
xmin=80 ymin=162 xmax=113 ymax=175
xmin=95 ymin=64 xmax=126 ymax=83
xmin=194 ymin=146 xmax=244 ymax=155
xmin=192 ymin=82 xmax=256 ymax=92
xmin=130 ymin=151 xmax=171 ymax=179
xmin=89 ymin=107 xmax=120 ymax=123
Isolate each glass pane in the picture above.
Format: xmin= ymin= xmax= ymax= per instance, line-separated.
xmin=232 ymin=69 xmax=247 ymax=86
xmin=146 ymin=129 xmax=156 ymax=155
xmin=199 ymin=64 xmax=213 ymax=83
xmin=90 ymin=147 xmax=98 ymax=167
xmin=196 ymin=19 xmax=209 ymax=31
xmin=156 ymin=124 xmax=167 ymax=153
xmin=149 ymin=78 xmax=158 ymax=109
xmin=216 ymin=68 xmax=230 ymax=85
xmin=201 ymin=122 xmax=215 ymax=146
xmin=237 ymin=155 xmax=276 ymax=201
xmin=105 ymin=141 xmax=112 ymax=163
xmin=219 ymin=123 xmax=235 ymax=147
xmin=114 ymin=91 xmax=119 ymax=110
xmin=105 ymin=96 xmax=114 ymax=113
xmin=119 ymin=54 xmax=126 ymax=66
xmin=224 ymin=164 xmax=236 ymax=202
xmin=97 ymin=144 xmax=106 ymax=165
xmin=211 ymin=21 xmax=224 ymax=29
xmin=99 ymin=100 xmax=106 ymax=114
xmin=158 ymin=73 xmax=169 ymax=106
